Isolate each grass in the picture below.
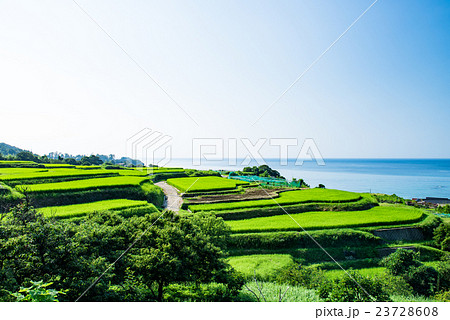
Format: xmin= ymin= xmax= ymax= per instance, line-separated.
xmin=238 ymin=282 xmax=323 ymax=302
xmin=189 ymin=188 xmax=362 ymax=212
xmin=227 ymin=254 xmax=293 ymax=280
xmin=38 ymin=199 xmax=154 ymax=218
xmin=226 ymin=205 xmax=425 ymax=233
xmin=16 ymin=176 xmax=150 ymax=193
xmin=325 ymin=267 xmax=386 ymax=280
xmin=167 ymin=176 xmax=248 ymax=192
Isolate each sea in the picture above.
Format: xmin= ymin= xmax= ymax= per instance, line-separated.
xmin=165 ymin=158 xmax=450 ymax=200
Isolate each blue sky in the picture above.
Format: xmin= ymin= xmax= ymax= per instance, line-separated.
xmin=0 ymin=0 xmax=449 ymax=159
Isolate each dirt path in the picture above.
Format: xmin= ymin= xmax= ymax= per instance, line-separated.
xmin=155 ymin=181 xmax=183 ymax=212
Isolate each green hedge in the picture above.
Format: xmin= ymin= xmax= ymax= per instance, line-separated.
xmin=150 ymin=172 xmax=188 ymax=182
xmin=228 ymin=229 xmax=382 ymax=250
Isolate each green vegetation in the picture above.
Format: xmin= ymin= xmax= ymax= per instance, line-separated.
xmin=226 ymin=205 xmax=425 ymax=233
xmin=16 ymin=176 xmax=150 ymax=193
xmin=38 ymin=199 xmax=156 ymax=218
xmin=227 ymin=254 xmax=294 ymax=280
xmin=0 ymin=205 xmax=242 ymax=302
xmin=189 ymin=189 xmax=362 ymax=212
xmin=167 ymin=176 xmax=248 ymax=193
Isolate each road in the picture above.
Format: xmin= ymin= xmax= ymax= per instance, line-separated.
xmin=155 ymin=181 xmax=183 ymax=212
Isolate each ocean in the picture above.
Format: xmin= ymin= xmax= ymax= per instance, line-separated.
xmin=165 ymin=158 xmax=450 ymax=199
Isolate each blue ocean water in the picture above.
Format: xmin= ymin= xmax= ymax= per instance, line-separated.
xmin=166 ymin=158 xmax=450 ymax=199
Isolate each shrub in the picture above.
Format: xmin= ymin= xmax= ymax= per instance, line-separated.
xmin=275 ymin=264 xmax=326 ymax=289
xmin=320 ymin=271 xmax=391 ymax=302
xmin=434 ymin=222 xmax=450 ymax=251
xmin=382 ymin=249 xmax=421 ymax=276
xmin=403 ymin=265 xmax=438 ymax=296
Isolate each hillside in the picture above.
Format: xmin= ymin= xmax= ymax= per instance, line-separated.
xmin=0 ymin=142 xmax=26 ymax=156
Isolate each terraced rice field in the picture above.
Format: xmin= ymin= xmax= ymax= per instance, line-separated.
xmin=38 ymin=199 xmax=156 ymax=218
xmin=167 ymin=176 xmax=248 ymax=192
xmin=0 ymin=169 xmax=115 ymax=181
xmin=16 ymin=176 xmax=150 ymax=193
xmin=189 ymin=189 xmax=362 ymax=212
xmin=226 ymin=205 xmax=425 ymax=233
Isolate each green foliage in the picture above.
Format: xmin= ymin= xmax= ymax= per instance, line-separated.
xmin=382 ymin=249 xmax=439 ymax=296
xmin=382 ymin=249 xmax=422 ymax=276
xmin=229 ymin=229 xmax=381 ymax=250
xmin=184 ymin=169 xmax=221 ymax=177
xmin=275 ymin=264 xmax=326 ymax=289
xmin=227 ymin=254 xmax=294 ymax=280
xmin=227 ymin=206 xmax=425 ymax=233
xmin=0 ymin=203 xmax=239 ymax=302
xmin=373 ymin=193 xmax=406 ymax=204
xmin=434 ymin=222 xmax=450 ymax=251
xmin=238 ymin=281 xmax=323 ymax=302
xmin=11 ymin=280 xmax=65 ymax=302
xmin=437 ymin=205 xmax=450 ymax=214
xmin=320 ymin=271 xmax=391 ymax=302
xmin=189 ymin=189 xmax=362 ymax=212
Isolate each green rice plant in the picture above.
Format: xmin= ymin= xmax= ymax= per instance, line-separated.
xmin=1 ymin=169 xmax=116 ymax=183
xmin=27 ymin=182 xmax=163 ymax=208
xmin=38 ymin=199 xmax=153 ymax=218
xmin=189 ymin=189 xmax=362 ymax=212
xmin=0 ymin=161 xmax=36 ymax=164
xmin=214 ymin=195 xmax=378 ymax=220
xmin=226 ymin=205 xmax=426 ymax=233
xmin=227 ymin=254 xmax=294 ymax=280
xmin=325 ymin=267 xmax=386 ymax=280
xmin=167 ymin=176 xmax=248 ymax=193
xmin=0 ymin=168 xmax=48 ymax=176
xmin=16 ymin=176 xmax=150 ymax=193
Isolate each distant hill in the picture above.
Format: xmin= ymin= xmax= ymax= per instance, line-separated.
xmin=0 ymin=142 xmax=26 ymax=156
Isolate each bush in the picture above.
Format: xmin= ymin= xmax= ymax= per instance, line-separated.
xmin=382 ymin=249 xmax=421 ymax=276
xmin=434 ymin=222 xmax=450 ymax=251
xmin=382 ymin=249 xmax=440 ymax=296
xmin=320 ymin=271 xmax=391 ymax=302
xmin=434 ymin=290 xmax=450 ymax=302
xmin=275 ymin=264 xmax=326 ymax=289
xmin=378 ymin=273 xmax=414 ymax=297
xmin=419 ymin=215 xmax=442 ymax=239
xmin=403 ymin=265 xmax=438 ymax=296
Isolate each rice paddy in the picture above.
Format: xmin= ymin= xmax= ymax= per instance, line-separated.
xmin=226 ymin=205 xmax=425 ymax=233
xmin=189 ymin=188 xmax=362 ymax=212
xmin=16 ymin=176 xmax=150 ymax=193
xmin=38 ymin=199 xmax=156 ymax=218
xmin=167 ymin=176 xmax=248 ymax=192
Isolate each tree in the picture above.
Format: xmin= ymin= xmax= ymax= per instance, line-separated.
xmin=15 ymin=151 xmax=39 ymax=162
xmin=81 ymin=155 xmax=103 ymax=166
xmin=130 ymin=211 xmax=237 ymax=301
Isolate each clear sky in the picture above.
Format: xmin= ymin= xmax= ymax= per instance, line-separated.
xmin=0 ymin=0 xmax=449 ymax=159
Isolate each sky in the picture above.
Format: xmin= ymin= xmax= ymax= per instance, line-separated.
xmin=0 ymin=0 xmax=449 ymax=161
